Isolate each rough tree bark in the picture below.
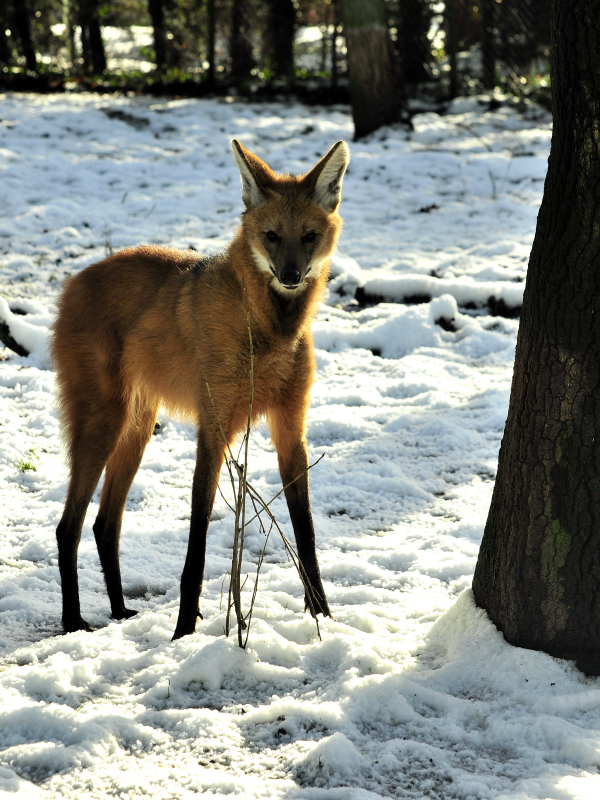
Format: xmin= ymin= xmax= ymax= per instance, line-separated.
xmin=341 ymin=0 xmax=401 ymax=139
xmin=472 ymin=0 xmax=600 ymax=675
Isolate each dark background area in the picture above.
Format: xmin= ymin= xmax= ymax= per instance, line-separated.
xmin=0 ymin=0 xmax=551 ymax=111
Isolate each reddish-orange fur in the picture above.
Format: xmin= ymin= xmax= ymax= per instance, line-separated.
xmin=52 ymin=140 xmax=348 ymax=638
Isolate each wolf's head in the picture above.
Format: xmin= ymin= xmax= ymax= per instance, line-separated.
xmin=231 ymin=139 xmax=349 ymax=294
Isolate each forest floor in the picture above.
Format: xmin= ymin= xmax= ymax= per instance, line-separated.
xmin=1 ymin=92 xmax=596 ymax=800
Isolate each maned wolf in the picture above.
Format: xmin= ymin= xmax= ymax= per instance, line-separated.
xmin=52 ymin=139 xmax=350 ymax=639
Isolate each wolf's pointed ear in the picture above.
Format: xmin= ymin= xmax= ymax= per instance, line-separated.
xmin=231 ymin=139 xmax=276 ymax=210
xmin=303 ymin=141 xmax=350 ymax=213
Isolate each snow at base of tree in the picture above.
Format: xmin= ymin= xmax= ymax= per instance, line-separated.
xmin=2 ymin=93 xmax=597 ymax=800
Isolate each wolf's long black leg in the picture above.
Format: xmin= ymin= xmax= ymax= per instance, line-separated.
xmin=172 ymin=431 xmax=224 ymax=639
xmin=93 ymin=403 xmax=158 ymax=620
xmin=270 ymin=409 xmax=331 ymax=618
xmin=57 ymin=402 xmax=127 ymax=633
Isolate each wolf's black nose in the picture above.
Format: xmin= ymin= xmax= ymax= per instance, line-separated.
xmin=281 ymin=267 xmax=301 ymax=286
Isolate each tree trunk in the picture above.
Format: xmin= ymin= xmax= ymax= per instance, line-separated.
xmin=481 ymin=0 xmax=496 ymax=89
xmin=88 ymin=16 xmax=106 ymax=73
xmin=230 ymin=0 xmax=254 ymax=82
xmin=445 ymin=0 xmax=458 ymax=98
xmin=0 ymin=4 xmax=11 ymax=66
xmin=472 ymin=0 xmax=600 ymax=676
xmin=341 ymin=0 xmax=401 ymax=139
xmin=78 ymin=0 xmax=106 ymax=74
xmin=62 ymin=0 xmax=76 ymax=69
xmin=148 ymin=0 xmax=167 ymax=72
xmin=263 ymin=0 xmax=295 ymax=80
xmin=331 ymin=0 xmax=341 ymax=88
xmin=79 ymin=17 xmax=91 ymax=72
xmin=206 ymin=0 xmax=216 ymax=85
xmin=12 ymin=0 xmax=36 ymax=71
xmin=398 ymin=0 xmax=432 ymax=84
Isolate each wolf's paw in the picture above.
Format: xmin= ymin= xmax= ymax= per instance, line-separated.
xmin=112 ymin=607 xmax=138 ymax=621
xmin=171 ymin=625 xmax=194 ymax=641
xmin=63 ymin=616 xmax=96 ymax=633
xmin=171 ymin=608 xmax=203 ymax=640
xmin=304 ymin=592 xmax=334 ymax=620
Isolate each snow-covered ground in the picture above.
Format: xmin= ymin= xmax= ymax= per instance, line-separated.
xmin=1 ymin=92 xmax=596 ymax=800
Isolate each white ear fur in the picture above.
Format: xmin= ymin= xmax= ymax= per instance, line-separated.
xmin=314 ymin=141 xmax=350 ymax=212
xmin=231 ymin=140 xmax=266 ymax=209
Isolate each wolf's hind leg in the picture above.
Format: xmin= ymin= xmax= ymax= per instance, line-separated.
xmin=57 ymin=399 xmax=130 ymax=633
xmin=93 ymin=401 xmax=158 ymax=620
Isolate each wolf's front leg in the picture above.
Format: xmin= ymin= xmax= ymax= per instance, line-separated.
xmin=172 ymin=431 xmax=224 ymax=640
xmin=270 ymin=411 xmax=331 ymax=618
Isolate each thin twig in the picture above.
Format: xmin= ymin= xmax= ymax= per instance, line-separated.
xmin=244 ymin=480 xmax=322 ymax=641
xmin=235 ymin=284 xmax=254 ymax=646
xmin=220 ymin=572 xmax=230 ymax=611
xmin=243 ymin=508 xmax=275 ymax=648
xmin=217 ymin=482 xmax=235 ymax=514
xmin=245 ymin=454 xmax=325 ymax=527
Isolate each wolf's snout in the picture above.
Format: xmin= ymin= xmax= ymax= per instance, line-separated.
xmin=281 ymin=266 xmax=301 ymax=286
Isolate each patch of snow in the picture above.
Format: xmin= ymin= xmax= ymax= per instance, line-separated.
xmin=1 ymin=93 xmax=591 ymax=800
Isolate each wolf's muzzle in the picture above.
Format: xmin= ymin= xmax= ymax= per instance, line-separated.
xmin=281 ymin=267 xmax=302 ymax=288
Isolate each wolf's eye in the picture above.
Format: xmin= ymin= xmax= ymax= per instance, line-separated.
xmin=303 ymin=231 xmax=317 ymax=243
xmin=266 ymin=230 xmax=279 ymax=242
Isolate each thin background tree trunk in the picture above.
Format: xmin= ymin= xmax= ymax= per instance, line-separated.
xmin=62 ymin=0 xmax=75 ymax=70
xmin=481 ymin=0 xmax=496 ymax=89
xmin=445 ymin=0 xmax=458 ymax=98
xmin=341 ymin=0 xmax=400 ymax=139
xmin=12 ymin=0 xmax=36 ymax=71
xmin=0 ymin=5 xmax=11 ymax=67
xmin=206 ymin=0 xmax=216 ymax=84
xmin=88 ymin=15 xmax=106 ymax=73
xmin=472 ymin=0 xmax=600 ymax=675
xmin=78 ymin=0 xmax=106 ymax=74
xmin=331 ymin=0 xmax=340 ymax=88
xmin=264 ymin=0 xmax=295 ymax=80
xmin=148 ymin=0 xmax=167 ymax=72
xmin=230 ymin=0 xmax=254 ymax=82
xmin=398 ymin=0 xmax=432 ymax=84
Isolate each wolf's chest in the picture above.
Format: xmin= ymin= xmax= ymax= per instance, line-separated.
xmin=230 ymin=332 xmax=298 ymax=415
xmin=252 ymin=340 xmax=296 ymax=390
